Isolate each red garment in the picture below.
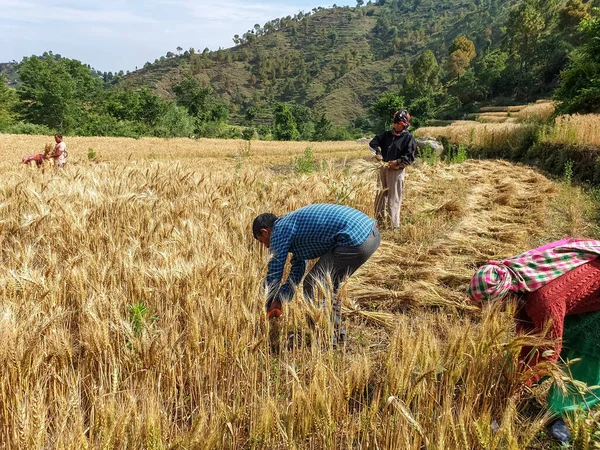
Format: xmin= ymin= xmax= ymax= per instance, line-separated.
xmin=22 ymin=153 xmax=45 ymax=166
xmin=518 ymin=258 xmax=600 ymax=372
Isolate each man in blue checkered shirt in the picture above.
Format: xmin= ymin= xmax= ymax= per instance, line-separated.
xmin=252 ymin=204 xmax=380 ymax=342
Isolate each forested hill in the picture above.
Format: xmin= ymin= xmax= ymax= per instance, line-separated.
xmin=0 ymin=63 xmax=18 ymax=88
xmin=116 ymin=0 xmax=519 ymax=126
xmin=2 ymin=0 xmax=598 ymax=139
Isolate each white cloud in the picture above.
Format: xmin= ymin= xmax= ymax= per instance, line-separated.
xmin=155 ymin=0 xmax=330 ymax=23
xmin=0 ymin=0 xmax=157 ymax=24
xmin=1 ymin=0 xmax=353 ymax=71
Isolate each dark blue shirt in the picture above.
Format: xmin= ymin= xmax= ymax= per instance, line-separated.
xmin=265 ymin=204 xmax=376 ymax=302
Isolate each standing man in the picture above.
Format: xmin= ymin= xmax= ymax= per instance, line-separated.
xmin=369 ymin=110 xmax=416 ymax=231
xmin=252 ymin=204 xmax=380 ymax=345
xmin=48 ymin=134 xmax=67 ymax=168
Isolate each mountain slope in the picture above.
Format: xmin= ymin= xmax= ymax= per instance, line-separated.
xmin=0 ymin=63 xmax=19 ymax=87
xmin=116 ymin=0 xmax=520 ymax=125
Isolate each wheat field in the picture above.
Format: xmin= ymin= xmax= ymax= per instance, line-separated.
xmin=546 ymin=114 xmax=600 ymax=147
xmin=415 ymin=122 xmax=528 ymax=151
xmin=1 ymin=135 xmax=599 ymax=449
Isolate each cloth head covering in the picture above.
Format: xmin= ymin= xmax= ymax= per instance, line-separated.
xmin=468 ymin=238 xmax=600 ymax=303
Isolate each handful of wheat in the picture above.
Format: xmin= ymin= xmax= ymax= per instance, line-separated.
xmin=44 ymin=143 xmax=54 ymax=156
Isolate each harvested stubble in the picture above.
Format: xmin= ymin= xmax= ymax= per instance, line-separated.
xmin=0 ymin=135 xmax=598 ymax=448
xmin=464 ymin=113 xmax=511 ymax=124
xmin=479 ymin=106 xmax=512 ymax=113
xmin=477 ymin=116 xmax=511 ymax=124
xmin=479 ymin=106 xmax=527 ymax=113
xmin=478 ymin=112 xmax=511 ymax=118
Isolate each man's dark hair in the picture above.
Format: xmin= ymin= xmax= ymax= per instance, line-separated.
xmin=55 ymin=133 xmax=63 ymax=139
xmin=252 ymin=213 xmax=278 ymax=238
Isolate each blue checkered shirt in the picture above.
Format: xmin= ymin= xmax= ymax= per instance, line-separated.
xmin=265 ymin=204 xmax=376 ymax=302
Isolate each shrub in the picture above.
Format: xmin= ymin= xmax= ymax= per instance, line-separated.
xmin=4 ymin=122 xmax=52 ymax=135
xmin=293 ymin=147 xmax=317 ymax=174
xmin=242 ymin=127 xmax=258 ymax=141
xmin=419 ymin=143 xmax=439 ymax=165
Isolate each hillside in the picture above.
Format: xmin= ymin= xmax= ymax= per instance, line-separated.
xmin=4 ymin=0 xmax=598 ymax=139
xmin=116 ymin=0 xmax=519 ymax=125
xmin=0 ymin=62 xmax=18 ymax=87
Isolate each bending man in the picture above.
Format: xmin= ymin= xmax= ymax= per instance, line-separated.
xmin=252 ymin=204 xmax=380 ymax=345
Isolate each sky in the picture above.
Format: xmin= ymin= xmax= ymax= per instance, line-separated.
xmin=1 ymin=0 xmax=354 ymax=73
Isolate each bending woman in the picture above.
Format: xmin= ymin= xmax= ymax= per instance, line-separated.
xmin=468 ymin=238 xmax=600 ymax=443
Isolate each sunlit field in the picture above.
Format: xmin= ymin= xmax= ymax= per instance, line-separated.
xmin=1 ymin=134 xmax=599 ymax=448
xmin=547 ymin=114 xmax=600 ymax=147
xmin=415 ymin=122 xmax=527 ymax=151
xmin=416 ymin=106 xmax=600 ymax=155
xmin=515 ymin=102 xmax=555 ymax=122
xmin=3 ymin=134 xmax=366 ymax=169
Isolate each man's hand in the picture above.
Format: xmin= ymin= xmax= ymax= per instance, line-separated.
xmin=389 ymin=160 xmax=406 ymax=170
xmin=375 ymin=154 xmax=383 ymax=161
xmin=267 ymin=299 xmax=282 ymax=319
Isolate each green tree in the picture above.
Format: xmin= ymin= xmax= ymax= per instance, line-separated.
xmin=290 ymin=103 xmax=314 ymax=140
xmin=313 ymin=114 xmax=333 ymax=141
xmin=153 ymin=102 xmax=195 ymax=137
xmin=100 ymin=87 xmax=195 ymax=137
xmin=402 ymin=50 xmax=441 ymax=101
xmin=273 ymin=102 xmax=300 ymax=141
xmin=450 ymin=69 xmax=487 ymax=104
xmin=474 ymin=50 xmax=509 ymax=98
xmin=447 ymin=36 xmax=476 ymax=80
xmin=172 ymin=73 xmax=229 ymax=128
xmin=507 ymin=0 xmax=545 ymax=65
xmin=0 ymin=75 xmax=16 ymax=129
xmin=137 ymin=87 xmax=167 ymax=126
xmin=370 ymin=92 xmax=405 ymax=131
xmin=17 ymin=55 xmax=103 ymax=132
xmin=555 ymin=15 xmax=600 ymax=114
xmin=502 ymin=0 xmax=566 ymax=99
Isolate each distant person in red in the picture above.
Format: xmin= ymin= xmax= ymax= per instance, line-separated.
xmin=22 ymin=153 xmax=46 ymax=167
xmin=368 ymin=110 xmax=416 ymax=231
